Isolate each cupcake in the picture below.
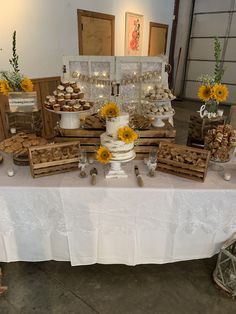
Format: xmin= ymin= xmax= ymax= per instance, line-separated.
xmin=73 ymin=86 xmax=80 ymax=93
xmin=49 ymin=98 xmax=56 ymax=105
xmin=65 ymin=93 xmax=71 ymax=100
xmin=66 ymin=86 xmax=73 ymax=93
xmin=57 ymin=85 xmax=65 ymax=92
xmin=74 ymin=104 xmax=82 ymax=111
xmin=57 ymin=93 xmax=65 ymax=100
xmin=44 ymin=101 xmax=51 ymax=109
xmin=53 ymin=104 xmax=61 ymax=111
xmin=71 ymin=93 xmax=78 ymax=99
xmin=78 ymin=92 xmax=84 ymax=99
xmin=83 ymin=103 xmax=91 ymax=110
xmin=62 ymin=105 xmax=70 ymax=111
xmin=61 ymin=80 xmax=70 ymax=87
xmin=58 ymin=99 xmax=65 ymax=106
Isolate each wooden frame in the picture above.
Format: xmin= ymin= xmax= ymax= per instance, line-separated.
xmin=29 ymin=141 xmax=81 ymax=178
xmin=125 ymin=12 xmax=144 ymax=56
xmin=77 ymin=9 xmax=115 ymax=55
xmin=148 ymin=22 xmax=168 ymax=56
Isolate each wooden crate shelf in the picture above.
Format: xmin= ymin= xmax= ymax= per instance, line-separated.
xmin=55 ymin=123 xmax=176 ymax=159
xmin=157 ymin=142 xmax=210 ymax=182
xmin=29 ymin=141 xmax=80 ymax=178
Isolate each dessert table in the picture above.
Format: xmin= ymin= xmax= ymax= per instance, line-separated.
xmin=0 ymin=158 xmax=236 ymax=266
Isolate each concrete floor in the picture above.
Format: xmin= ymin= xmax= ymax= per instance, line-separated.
xmin=0 ymin=100 xmax=235 ymax=314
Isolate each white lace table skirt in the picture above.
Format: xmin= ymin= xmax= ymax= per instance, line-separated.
xmin=0 ymin=161 xmax=236 ymax=265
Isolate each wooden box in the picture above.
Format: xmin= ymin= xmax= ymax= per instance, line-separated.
xmin=29 ymin=141 xmax=80 ymax=178
xmin=157 ymin=142 xmax=210 ymax=182
xmin=187 ymin=114 xmax=226 ymax=148
xmin=54 ymin=122 xmax=176 ymax=159
xmin=6 ymin=110 xmax=43 ymax=136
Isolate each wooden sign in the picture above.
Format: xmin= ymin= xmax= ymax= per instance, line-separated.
xmin=157 ymin=142 xmax=210 ymax=182
xmin=29 ymin=141 xmax=80 ymax=178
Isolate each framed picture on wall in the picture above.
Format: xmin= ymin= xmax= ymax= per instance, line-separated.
xmin=125 ymin=12 xmax=144 ymax=56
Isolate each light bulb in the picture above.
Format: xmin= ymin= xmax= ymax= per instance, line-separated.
xmin=94 ymin=72 xmax=99 ymax=77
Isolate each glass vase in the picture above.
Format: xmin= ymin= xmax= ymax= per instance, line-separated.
xmin=205 ymin=99 xmax=219 ymax=114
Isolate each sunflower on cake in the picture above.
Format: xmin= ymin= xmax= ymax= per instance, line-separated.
xmin=96 ymin=102 xmax=137 ymax=178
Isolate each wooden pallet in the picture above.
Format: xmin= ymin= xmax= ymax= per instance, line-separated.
xmin=157 ymin=142 xmax=210 ymax=182
xmin=29 ymin=141 xmax=80 ymax=178
xmin=187 ymin=114 xmax=226 ymax=147
xmin=55 ymin=122 xmax=176 ymax=159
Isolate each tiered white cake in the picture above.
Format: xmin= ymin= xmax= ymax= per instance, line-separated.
xmin=101 ymin=113 xmax=136 ymax=161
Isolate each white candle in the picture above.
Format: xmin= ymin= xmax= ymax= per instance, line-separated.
xmin=10 ymin=127 xmax=16 ymax=134
xmin=224 ymin=172 xmax=231 ymax=181
xmin=7 ymin=169 xmax=15 ymax=177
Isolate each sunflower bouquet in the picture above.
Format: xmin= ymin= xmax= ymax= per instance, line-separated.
xmin=197 ymin=38 xmax=228 ymax=118
xmin=0 ymin=31 xmax=33 ymax=97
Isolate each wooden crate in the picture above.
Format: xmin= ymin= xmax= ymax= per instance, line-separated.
xmin=157 ymin=142 xmax=210 ymax=182
xmin=29 ymin=141 xmax=80 ymax=178
xmin=5 ymin=110 xmax=43 ymax=136
xmin=187 ymin=114 xmax=226 ymax=148
xmin=54 ymin=122 xmax=176 ymax=159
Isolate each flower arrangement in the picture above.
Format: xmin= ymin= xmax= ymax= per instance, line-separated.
xmin=100 ymin=102 xmax=120 ymax=118
xmin=198 ymin=83 xmax=228 ymax=103
xmin=0 ymin=31 xmax=33 ymax=96
xmin=197 ymin=38 xmax=229 ymax=117
xmin=118 ymin=126 xmax=138 ymax=144
xmin=96 ymin=146 xmax=112 ymax=164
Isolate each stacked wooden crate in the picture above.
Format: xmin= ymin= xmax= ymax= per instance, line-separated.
xmin=55 ymin=121 xmax=176 ymax=159
xmin=5 ymin=111 xmax=43 ymax=136
xmin=187 ymin=114 xmax=226 ymax=148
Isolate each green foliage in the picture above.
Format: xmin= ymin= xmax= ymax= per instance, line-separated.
xmin=0 ymin=70 xmax=22 ymax=90
xmin=9 ymin=31 xmax=20 ymax=73
xmin=214 ymin=37 xmax=224 ymax=83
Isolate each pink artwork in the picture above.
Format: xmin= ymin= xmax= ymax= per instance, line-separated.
xmin=125 ymin=12 xmax=144 ymax=56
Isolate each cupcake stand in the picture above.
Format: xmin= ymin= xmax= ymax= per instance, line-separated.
xmin=46 ymin=108 xmax=92 ymax=129
xmin=142 ymin=99 xmax=175 ymax=128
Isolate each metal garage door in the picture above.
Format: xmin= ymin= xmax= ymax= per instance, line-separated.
xmin=183 ymin=0 xmax=236 ymax=104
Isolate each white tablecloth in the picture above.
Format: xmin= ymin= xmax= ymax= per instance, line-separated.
xmin=0 ymin=158 xmax=236 ymax=266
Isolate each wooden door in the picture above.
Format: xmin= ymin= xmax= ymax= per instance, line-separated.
xmin=148 ymin=22 xmax=168 ymax=56
xmin=78 ymin=10 xmax=115 ymax=56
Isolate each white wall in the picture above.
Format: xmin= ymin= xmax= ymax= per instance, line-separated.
xmin=0 ymin=0 xmax=174 ymax=78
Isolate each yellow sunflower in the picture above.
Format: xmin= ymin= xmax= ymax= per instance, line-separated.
xmin=118 ymin=126 xmax=138 ymax=144
xmin=0 ymin=80 xmax=12 ymax=96
xmin=197 ymin=84 xmax=212 ymax=102
xmin=96 ymin=146 xmax=112 ymax=164
xmin=100 ymin=102 xmax=120 ymax=118
xmin=20 ymin=78 xmax=33 ymax=92
xmin=212 ymin=84 xmax=229 ymax=102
